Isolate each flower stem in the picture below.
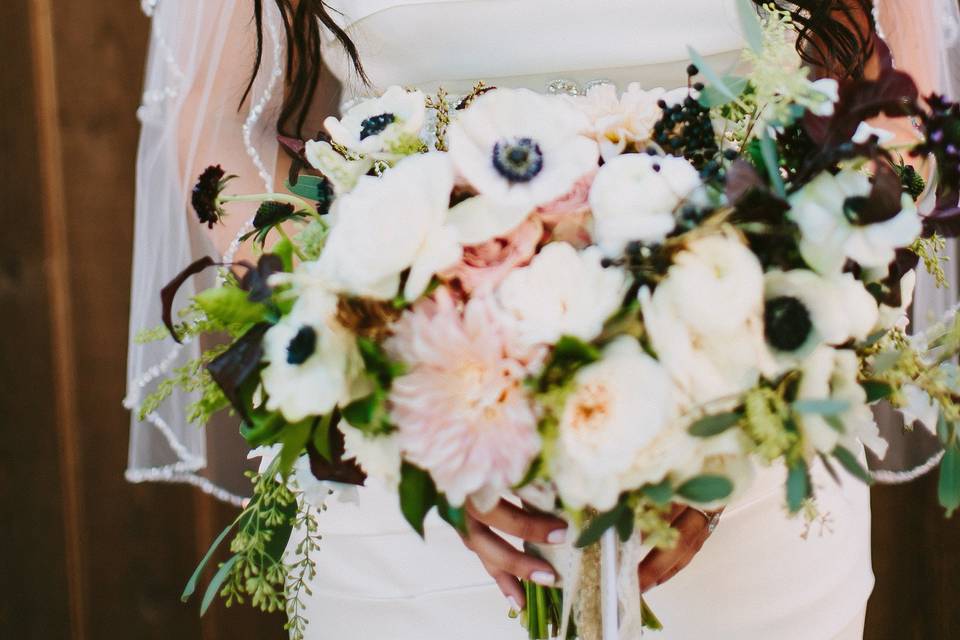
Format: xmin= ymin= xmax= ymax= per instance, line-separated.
xmin=275 ymin=224 xmax=307 ymax=262
xmin=221 ymin=193 xmax=321 ymax=221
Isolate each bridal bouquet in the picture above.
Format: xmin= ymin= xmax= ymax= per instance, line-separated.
xmin=141 ymin=4 xmax=960 ymax=639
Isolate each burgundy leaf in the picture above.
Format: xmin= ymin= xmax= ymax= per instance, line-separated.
xmin=161 ymin=256 xmax=217 ymax=343
xmin=206 ymin=323 xmax=270 ymax=420
xmin=308 ymin=423 xmax=367 ymax=486
xmin=725 ymin=160 xmax=764 ymax=204
xmin=924 ymin=206 xmax=960 ymax=238
xmin=240 ymin=254 xmax=285 ymax=303
xmin=849 ymin=162 xmax=904 ymax=226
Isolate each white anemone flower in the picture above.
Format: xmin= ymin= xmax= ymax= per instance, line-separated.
xmin=876 ymin=270 xmax=917 ymax=332
xmin=324 ymin=85 xmax=427 ymax=156
xmin=796 ymin=347 xmax=888 ymax=459
xmin=304 ymin=139 xmax=374 ymax=194
xmin=261 ymin=289 xmax=366 ymax=423
xmin=448 ymin=88 xmax=600 ymax=213
xmin=318 ymin=152 xmax=462 ymax=301
xmin=566 ymin=82 xmax=688 ymax=160
xmin=340 ymin=421 xmax=403 ymax=489
xmin=551 ymin=337 xmax=686 ymax=510
xmin=493 ymin=243 xmax=628 ymax=349
xmin=788 ymin=170 xmax=922 ymax=275
xmin=588 ymin=153 xmax=702 ymax=257
xmin=764 ymin=269 xmax=879 ymax=367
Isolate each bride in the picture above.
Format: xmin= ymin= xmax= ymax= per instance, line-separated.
xmin=126 ymin=1 xmax=959 ymax=638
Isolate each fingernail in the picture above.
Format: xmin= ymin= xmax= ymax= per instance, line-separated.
xmin=507 ymin=596 xmax=521 ymax=613
xmin=547 ymin=528 xmax=568 ymax=544
xmin=530 ymin=571 xmax=556 ymax=586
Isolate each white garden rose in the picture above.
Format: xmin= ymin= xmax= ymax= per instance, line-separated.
xmin=796 ymin=347 xmax=887 ymax=459
xmin=788 ymin=170 xmax=922 ymax=275
xmin=764 ymin=269 xmax=879 ymax=367
xmin=261 ymin=289 xmax=366 ymax=423
xmin=494 ymin=243 xmax=628 ymax=348
xmin=640 ymin=235 xmax=774 ymax=407
xmin=448 ymin=88 xmax=599 ymax=213
xmin=324 ymin=85 xmax=427 ymax=156
xmin=589 ymin=153 xmax=702 ymax=257
xmin=551 ymin=337 xmax=687 ymax=510
xmin=566 ymin=82 xmax=687 ymax=160
xmin=318 ymin=152 xmax=462 ymax=301
xmin=304 ymin=139 xmax=374 ymax=194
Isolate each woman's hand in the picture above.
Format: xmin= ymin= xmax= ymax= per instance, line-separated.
xmin=462 ymin=499 xmax=569 ymax=611
xmin=638 ymin=505 xmax=720 ymax=592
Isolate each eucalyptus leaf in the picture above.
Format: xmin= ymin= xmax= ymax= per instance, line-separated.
xmin=833 ymin=445 xmax=874 ymax=485
xmin=736 ymin=0 xmax=764 ymax=52
xmin=285 ymin=175 xmax=329 ymax=202
xmin=759 ymin=131 xmax=786 ymax=197
xmin=676 ymin=475 xmax=734 ymax=503
xmin=687 ymin=47 xmax=737 ymax=101
xmin=182 ymin=519 xmax=239 ymax=602
xmin=861 ymin=380 xmax=894 ymax=403
xmin=399 ymin=463 xmax=438 ymax=536
xmin=792 ymin=399 xmax=850 ymax=416
xmin=641 ymin=478 xmax=673 ymax=506
xmin=575 ymin=502 xmax=628 ymax=548
xmin=939 ymin=445 xmax=960 ymax=517
xmin=689 ymin=412 xmax=742 ymax=438
xmin=200 ymin=555 xmax=239 ymax=616
xmin=786 ymin=460 xmax=811 ymax=513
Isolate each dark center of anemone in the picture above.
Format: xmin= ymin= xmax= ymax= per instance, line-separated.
xmin=764 ymin=296 xmax=813 ymax=353
xmin=842 ymin=196 xmax=870 ymax=226
xmin=492 ymin=137 xmax=544 ymax=183
xmin=359 ymin=113 xmax=396 ymax=140
xmin=286 ymin=326 xmax=318 ymax=365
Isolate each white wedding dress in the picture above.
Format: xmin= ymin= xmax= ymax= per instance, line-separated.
xmin=295 ymin=2 xmax=874 ymax=638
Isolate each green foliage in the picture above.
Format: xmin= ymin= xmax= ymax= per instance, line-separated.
xmin=575 ymin=499 xmax=630 ymax=548
xmin=910 ymin=234 xmax=949 ymax=288
xmin=195 ymin=286 xmax=270 ymax=326
xmin=832 ymin=446 xmax=874 ymax=485
xmin=534 ymin=336 xmax=601 ymax=392
xmin=688 ymin=411 xmax=743 ymax=438
xmin=294 ymin=220 xmax=328 ymax=260
xmin=786 ymin=459 xmax=812 ymax=514
xmin=342 ymin=338 xmax=405 ymax=435
xmin=137 ymin=344 xmax=230 ymax=426
xmin=676 ymin=475 xmax=734 ymax=504
xmin=284 ymin=498 xmax=322 ymax=640
xmin=939 ymin=443 xmax=960 ymax=517
xmin=219 ymin=471 xmax=298 ymax=615
xmin=399 ymin=463 xmax=438 ymax=536
xmin=742 ymin=387 xmax=798 ymax=462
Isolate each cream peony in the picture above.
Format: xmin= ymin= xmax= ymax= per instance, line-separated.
xmin=324 ymin=85 xmax=427 ymax=156
xmin=764 ymin=269 xmax=879 ymax=366
xmin=493 ymin=243 xmax=628 ymax=348
xmin=566 ymin=82 xmax=688 ymax=160
xmin=588 ymin=153 xmax=701 ymax=257
xmin=788 ymin=170 xmax=922 ymax=275
xmin=448 ymin=88 xmax=599 ymax=213
xmin=640 ymin=235 xmax=774 ymax=407
xmin=261 ymin=289 xmax=366 ymax=423
xmin=318 ymin=152 xmax=462 ymax=301
xmin=551 ymin=337 xmax=687 ymax=510
xmin=796 ymin=347 xmax=887 ymax=459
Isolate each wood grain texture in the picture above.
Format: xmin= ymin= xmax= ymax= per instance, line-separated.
xmin=0 ymin=1 xmax=72 ymax=637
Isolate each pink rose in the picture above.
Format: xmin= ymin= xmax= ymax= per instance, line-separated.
xmin=534 ymin=171 xmax=595 ymax=248
xmin=441 ymin=216 xmax=544 ymax=296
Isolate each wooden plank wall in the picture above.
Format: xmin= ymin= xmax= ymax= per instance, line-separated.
xmin=0 ymin=0 xmax=957 ymax=638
